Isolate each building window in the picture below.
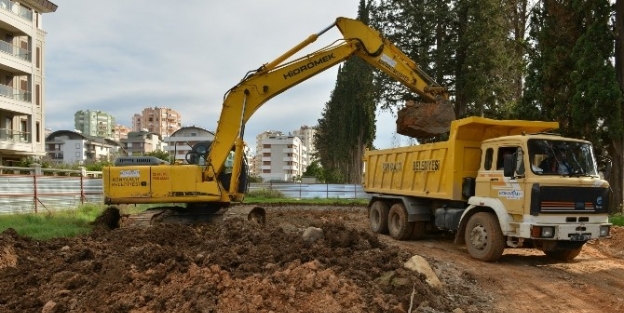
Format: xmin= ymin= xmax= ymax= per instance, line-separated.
xmin=262 ymin=169 xmax=271 ymax=173
xmin=36 ymin=47 xmax=40 ymax=68
xmin=75 ymin=143 xmax=80 ymax=149
xmin=75 ymin=152 xmax=80 ymax=157
xmin=36 ymin=122 xmax=40 ymax=142
xmin=35 ymin=84 xmax=40 ymax=105
xmin=263 ymin=161 xmax=270 ymax=165
xmin=263 ymin=144 xmax=270 ymax=148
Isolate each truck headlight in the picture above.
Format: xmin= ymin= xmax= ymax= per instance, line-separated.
xmin=541 ymin=226 xmax=555 ymax=238
xmin=599 ymin=226 xmax=610 ymax=237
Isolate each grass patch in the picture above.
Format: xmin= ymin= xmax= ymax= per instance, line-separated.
xmin=0 ymin=204 xmax=107 ymax=240
xmin=610 ymin=214 xmax=624 ymax=226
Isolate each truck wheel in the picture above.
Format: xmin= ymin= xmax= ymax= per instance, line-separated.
xmin=388 ymin=203 xmax=414 ymax=240
xmin=465 ymin=212 xmax=505 ymax=262
xmin=369 ymin=201 xmax=389 ymax=234
xmin=544 ymin=247 xmax=583 ymax=262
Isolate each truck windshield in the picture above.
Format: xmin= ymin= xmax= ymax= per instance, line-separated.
xmin=527 ymin=139 xmax=598 ymax=176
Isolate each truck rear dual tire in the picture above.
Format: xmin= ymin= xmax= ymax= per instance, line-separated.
xmin=465 ymin=212 xmax=505 ymax=262
xmin=369 ymin=201 xmax=390 ymax=234
xmin=388 ymin=203 xmax=414 ymax=240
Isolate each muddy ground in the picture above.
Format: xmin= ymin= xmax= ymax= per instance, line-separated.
xmin=0 ymin=206 xmax=623 ymax=313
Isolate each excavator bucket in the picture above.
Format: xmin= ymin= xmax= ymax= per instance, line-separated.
xmin=396 ymin=99 xmax=456 ymax=139
xmin=92 ymin=205 xmax=266 ymax=229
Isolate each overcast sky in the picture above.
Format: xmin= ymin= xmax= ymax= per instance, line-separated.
xmin=43 ymin=0 xmax=404 ymax=151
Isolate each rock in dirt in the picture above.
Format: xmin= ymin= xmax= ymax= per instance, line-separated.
xmin=404 ymin=255 xmax=443 ymax=289
xmin=302 ymin=227 xmax=324 ymax=242
xmin=396 ymin=99 xmax=455 ymax=139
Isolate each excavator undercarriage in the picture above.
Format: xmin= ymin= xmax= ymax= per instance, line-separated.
xmin=95 ymin=205 xmax=266 ymax=229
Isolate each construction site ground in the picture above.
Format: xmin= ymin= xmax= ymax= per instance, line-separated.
xmin=1 ymin=205 xmax=623 ymax=313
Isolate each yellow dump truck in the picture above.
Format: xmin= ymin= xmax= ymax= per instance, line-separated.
xmin=363 ymin=116 xmax=612 ymax=262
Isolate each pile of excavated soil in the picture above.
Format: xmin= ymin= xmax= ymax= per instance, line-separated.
xmin=0 ymin=208 xmax=491 ymax=313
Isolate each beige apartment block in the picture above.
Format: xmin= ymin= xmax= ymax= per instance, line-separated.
xmin=0 ymin=0 xmax=57 ymax=165
xmin=132 ymin=107 xmax=181 ymax=138
xmin=120 ymin=130 xmax=163 ymax=156
xmin=113 ymin=124 xmax=130 ymax=142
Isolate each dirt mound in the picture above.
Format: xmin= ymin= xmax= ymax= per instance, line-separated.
xmin=396 ymin=99 xmax=455 ymax=139
xmin=590 ymin=226 xmax=624 ymax=258
xmin=0 ymin=208 xmax=490 ymax=313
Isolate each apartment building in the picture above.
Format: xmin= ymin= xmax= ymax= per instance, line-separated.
xmin=74 ymin=109 xmax=115 ymax=139
xmin=132 ymin=107 xmax=181 ymax=138
xmin=292 ymin=125 xmax=316 ymax=160
xmin=0 ymin=0 xmax=57 ymax=165
xmin=256 ymin=133 xmax=307 ymax=182
xmin=120 ymin=130 xmax=164 ymax=156
xmin=45 ymin=129 xmax=118 ymax=164
xmin=112 ymin=124 xmax=130 ymax=142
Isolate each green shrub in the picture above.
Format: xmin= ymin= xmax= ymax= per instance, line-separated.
xmin=610 ymin=213 xmax=624 ymax=226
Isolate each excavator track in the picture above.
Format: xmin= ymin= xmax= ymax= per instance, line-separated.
xmin=96 ymin=205 xmax=266 ymax=229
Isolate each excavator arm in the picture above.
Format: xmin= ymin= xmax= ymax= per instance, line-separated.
xmin=101 ymin=17 xmax=452 ymax=227
xmin=206 ymin=17 xmax=450 ymax=198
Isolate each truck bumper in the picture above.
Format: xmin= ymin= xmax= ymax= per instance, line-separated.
xmin=513 ymin=216 xmax=611 ymax=240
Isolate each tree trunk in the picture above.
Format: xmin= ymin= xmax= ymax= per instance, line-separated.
xmin=612 ymin=0 xmax=624 ymax=213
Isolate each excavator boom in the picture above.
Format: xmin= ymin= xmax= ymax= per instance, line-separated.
xmin=100 ymin=17 xmax=453 ymax=228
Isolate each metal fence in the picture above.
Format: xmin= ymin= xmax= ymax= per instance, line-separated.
xmin=249 ymin=182 xmax=370 ymax=200
xmin=0 ymin=171 xmax=103 ymax=215
xmin=0 ymin=166 xmax=370 ymax=215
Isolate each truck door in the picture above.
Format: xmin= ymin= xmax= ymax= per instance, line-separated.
xmin=490 ymin=146 xmax=524 ymax=215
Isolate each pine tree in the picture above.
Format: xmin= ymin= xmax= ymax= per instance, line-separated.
xmin=314 ymin=0 xmax=376 ymax=183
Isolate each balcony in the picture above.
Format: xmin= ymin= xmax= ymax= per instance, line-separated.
xmin=0 ymin=84 xmax=31 ymax=102
xmin=0 ymin=0 xmax=33 ymax=21
xmin=0 ymin=128 xmax=29 ymax=142
xmin=0 ymin=39 xmax=30 ymax=61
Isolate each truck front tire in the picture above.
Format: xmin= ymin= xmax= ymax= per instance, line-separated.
xmin=369 ymin=201 xmax=389 ymax=234
xmin=544 ymin=246 xmax=583 ymax=262
xmin=465 ymin=212 xmax=505 ymax=262
xmin=388 ymin=203 xmax=414 ymax=240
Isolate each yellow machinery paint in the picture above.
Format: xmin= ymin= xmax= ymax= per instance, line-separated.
xmin=364 ymin=116 xmax=559 ymax=200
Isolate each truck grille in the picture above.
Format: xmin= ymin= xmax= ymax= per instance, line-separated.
xmin=530 ymin=185 xmax=609 ymax=215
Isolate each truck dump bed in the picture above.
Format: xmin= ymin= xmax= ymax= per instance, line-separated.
xmin=363 ymin=116 xmax=558 ymax=201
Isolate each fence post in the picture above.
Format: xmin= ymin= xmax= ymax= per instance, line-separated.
xmin=326 ymin=183 xmax=329 ymax=199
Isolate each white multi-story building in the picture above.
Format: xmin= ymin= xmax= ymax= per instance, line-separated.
xmin=45 ymin=130 xmax=118 ymax=164
xmin=0 ymin=0 xmax=57 ymax=165
xmin=74 ymin=109 xmax=115 ymax=139
xmin=292 ymin=125 xmax=316 ymax=160
xmin=256 ymin=133 xmax=307 ymax=182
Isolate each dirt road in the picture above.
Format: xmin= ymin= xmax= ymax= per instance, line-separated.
xmin=0 ymin=206 xmax=622 ymax=313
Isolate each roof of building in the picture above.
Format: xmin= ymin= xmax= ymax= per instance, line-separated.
xmin=170 ymin=125 xmax=215 ymax=137
xmin=24 ymin=0 xmax=58 ymax=13
xmin=45 ymin=130 xmax=121 ymax=146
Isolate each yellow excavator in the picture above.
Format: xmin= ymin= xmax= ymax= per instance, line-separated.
xmin=101 ymin=17 xmax=453 ymax=227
